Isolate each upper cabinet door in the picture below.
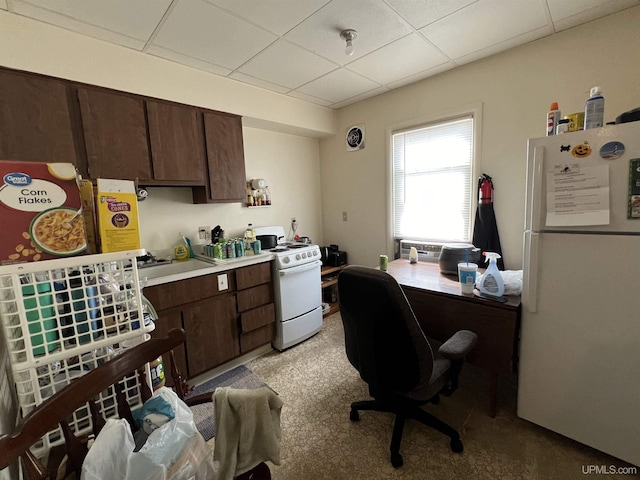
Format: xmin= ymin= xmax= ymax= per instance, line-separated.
xmin=77 ymin=87 xmax=151 ymax=180
xmin=199 ymin=112 xmax=246 ymax=203
xmin=146 ymin=101 xmax=205 ymax=184
xmin=0 ymin=70 xmax=81 ymax=166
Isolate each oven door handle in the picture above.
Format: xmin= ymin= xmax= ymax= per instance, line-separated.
xmin=279 ymin=260 xmax=322 ymax=276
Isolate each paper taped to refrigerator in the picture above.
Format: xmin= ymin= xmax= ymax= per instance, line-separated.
xmin=546 ymin=164 xmax=610 ymax=226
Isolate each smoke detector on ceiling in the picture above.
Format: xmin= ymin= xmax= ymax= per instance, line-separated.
xmin=346 ymin=124 xmax=365 ymax=151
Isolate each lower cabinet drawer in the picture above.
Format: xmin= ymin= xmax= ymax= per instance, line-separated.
xmin=240 ymin=303 xmax=275 ymax=333
xmin=240 ymin=323 xmax=275 ymax=354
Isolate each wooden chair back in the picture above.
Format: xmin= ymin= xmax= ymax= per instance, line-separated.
xmin=0 ymin=328 xmax=187 ymax=480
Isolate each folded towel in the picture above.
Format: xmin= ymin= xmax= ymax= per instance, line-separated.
xmin=213 ymin=386 xmax=283 ymax=480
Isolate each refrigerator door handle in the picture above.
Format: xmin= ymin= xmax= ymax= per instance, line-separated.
xmin=523 ymin=232 xmax=539 ymax=313
xmin=530 ymin=146 xmax=544 ymax=233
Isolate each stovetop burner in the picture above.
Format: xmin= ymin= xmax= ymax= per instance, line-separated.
xmin=270 ymin=242 xmax=314 ymax=252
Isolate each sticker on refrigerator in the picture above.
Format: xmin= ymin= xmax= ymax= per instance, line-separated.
xmin=628 ymin=159 xmax=640 ymax=219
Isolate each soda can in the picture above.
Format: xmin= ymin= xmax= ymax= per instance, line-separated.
xmin=213 ymin=244 xmax=222 ymax=259
xmin=379 ymin=254 xmax=388 ymax=271
xmin=254 ymin=239 xmax=262 ymax=255
xmin=235 ymin=240 xmax=245 ymax=257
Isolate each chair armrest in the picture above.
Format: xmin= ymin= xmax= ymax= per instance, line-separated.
xmin=438 ymin=330 xmax=477 ymax=360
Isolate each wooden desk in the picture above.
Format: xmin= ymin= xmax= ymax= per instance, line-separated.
xmin=385 ymin=259 xmax=521 ymax=417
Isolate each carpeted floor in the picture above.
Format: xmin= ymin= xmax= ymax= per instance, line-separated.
xmin=245 ymin=312 xmax=637 ymax=480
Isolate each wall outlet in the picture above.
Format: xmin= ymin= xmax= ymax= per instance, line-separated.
xmin=217 ymin=274 xmax=228 ymax=291
xmin=198 ymin=226 xmax=211 ymax=240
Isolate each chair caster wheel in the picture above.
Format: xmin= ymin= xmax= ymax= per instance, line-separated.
xmin=450 ymin=438 xmax=464 ymax=453
xmin=350 ymin=409 xmax=359 ymax=421
xmin=391 ymin=452 xmax=403 ymax=468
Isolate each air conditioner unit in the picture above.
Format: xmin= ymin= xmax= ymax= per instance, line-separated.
xmin=399 ymin=240 xmax=442 ymax=263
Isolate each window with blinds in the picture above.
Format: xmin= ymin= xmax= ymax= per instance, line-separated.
xmin=392 ymin=115 xmax=475 ymax=242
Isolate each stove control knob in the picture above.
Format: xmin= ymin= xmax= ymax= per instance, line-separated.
xmin=302 ymin=252 xmax=307 ymax=258
xmin=312 ymin=250 xmax=318 ymax=256
xmin=296 ymin=254 xmax=301 ymax=260
xmin=283 ymin=257 xmax=290 ymax=264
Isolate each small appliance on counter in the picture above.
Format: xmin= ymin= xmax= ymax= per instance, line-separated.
xmin=323 ymin=244 xmax=347 ymax=267
xmin=438 ymin=243 xmax=480 ymax=275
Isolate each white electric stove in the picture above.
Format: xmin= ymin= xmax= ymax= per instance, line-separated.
xmin=254 ymin=226 xmax=322 ymax=350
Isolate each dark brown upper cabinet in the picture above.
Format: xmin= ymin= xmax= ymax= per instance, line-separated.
xmin=193 ymin=111 xmax=246 ymax=204
xmin=1 ymin=68 xmax=246 ymax=202
xmin=77 ymin=87 xmax=152 ymax=181
xmin=146 ymin=100 xmax=206 ymax=184
xmin=0 ymin=70 xmax=82 ymax=168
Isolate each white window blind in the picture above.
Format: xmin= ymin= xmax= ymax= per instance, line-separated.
xmin=392 ymin=115 xmax=474 ymax=242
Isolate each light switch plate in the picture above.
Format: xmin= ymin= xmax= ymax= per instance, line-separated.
xmin=217 ymin=274 xmax=228 ymax=291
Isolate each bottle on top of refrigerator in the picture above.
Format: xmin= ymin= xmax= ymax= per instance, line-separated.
xmin=477 ymin=252 xmax=504 ymax=297
xmin=546 ymin=102 xmax=561 ymax=136
xmin=584 ymin=86 xmax=605 ymax=129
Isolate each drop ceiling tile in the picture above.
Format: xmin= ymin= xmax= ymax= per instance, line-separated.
xmin=348 ymin=33 xmax=448 ymax=85
xmin=10 ymin=0 xmax=172 ymax=45
xmin=420 ymin=0 xmax=547 ymax=59
xmin=383 ymin=0 xmax=477 ymax=29
xmin=285 ymin=0 xmax=413 ymax=65
xmin=452 ymin=26 xmax=549 ymax=66
xmin=547 ymin=0 xmax=640 ymax=31
xmin=386 ymin=61 xmax=456 ymax=90
xmin=151 ymin=0 xmax=277 ymax=70
xmin=296 ymin=68 xmax=380 ymax=103
xmin=237 ymin=40 xmax=338 ymax=89
xmin=203 ymin=0 xmax=330 ymax=35
xmin=146 ymin=45 xmax=232 ymax=76
xmin=330 ymin=85 xmax=389 ymax=109
xmin=287 ymin=90 xmax=334 ymax=107
xmin=229 ymin=71 xmax=291 ymax=94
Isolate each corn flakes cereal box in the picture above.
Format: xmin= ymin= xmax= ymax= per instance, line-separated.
xmin=0 ymin=161 xmax=87 ymax=265
xmin=96 ymin=179 xmax=141 ymax=253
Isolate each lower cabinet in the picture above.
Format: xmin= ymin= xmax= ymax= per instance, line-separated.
xmin=145 ymin=261 xmax=275 ymax=382
xmin=183 ymin=294 xmax=240 ymax=377
xmin=236 ymin=262 xmax=276 ymax=354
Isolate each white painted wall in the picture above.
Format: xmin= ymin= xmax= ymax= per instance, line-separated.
xmin=320 ymin=6 xmax=640 ymax=270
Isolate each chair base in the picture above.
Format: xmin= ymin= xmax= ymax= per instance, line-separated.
xmin=350 ymin=398 xmax=463 ymax=468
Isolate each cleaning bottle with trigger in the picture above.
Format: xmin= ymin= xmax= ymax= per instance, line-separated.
xmin=477 ymin=252 xmax=504 ymax=297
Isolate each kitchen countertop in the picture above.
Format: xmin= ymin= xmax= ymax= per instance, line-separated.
xmin=140 ymin=253 xmax=274 ymax=287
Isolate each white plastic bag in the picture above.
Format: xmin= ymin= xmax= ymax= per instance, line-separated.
xmin=81 ymin=387 xmax=217 ymax=480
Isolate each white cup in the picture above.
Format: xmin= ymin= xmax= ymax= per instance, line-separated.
xmin=457 ymin=263 xmax=478 ymax=294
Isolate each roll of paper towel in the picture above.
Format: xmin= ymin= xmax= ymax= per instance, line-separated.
xmin=409 ymin=247 xmax=418 ymax=263
xmin=251 ymin=178 xmax=266 ymax=189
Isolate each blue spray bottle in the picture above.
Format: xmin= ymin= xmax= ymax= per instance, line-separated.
xmin=477 ymin=252 xmax=504 ymax=297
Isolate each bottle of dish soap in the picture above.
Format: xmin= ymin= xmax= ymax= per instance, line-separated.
xmin=478 ymin=252 xmax=504 ymax=297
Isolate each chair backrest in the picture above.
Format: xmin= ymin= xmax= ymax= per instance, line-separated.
xmin=0 ymin=328 xmax=187 ymax=480
xmin=337 ymin=266 xmax=434 ymax=397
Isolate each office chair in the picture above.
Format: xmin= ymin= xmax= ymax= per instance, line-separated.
xmin=337 ymin=265 xmax=477 ymax=467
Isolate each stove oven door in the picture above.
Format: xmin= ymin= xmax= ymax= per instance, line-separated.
xmin=276 ymin=259 xmax=322 ymax=321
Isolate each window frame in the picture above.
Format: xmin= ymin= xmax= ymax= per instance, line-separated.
xmin=385 ymin=103 xmax=483 ymax=253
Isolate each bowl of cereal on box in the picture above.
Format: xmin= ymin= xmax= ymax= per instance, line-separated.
xmin=29 ymin=207 xmax=87 ymax=256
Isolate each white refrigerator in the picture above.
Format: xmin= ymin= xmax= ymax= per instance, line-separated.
xmin=519 ymin=121 xmax=640 ymax=466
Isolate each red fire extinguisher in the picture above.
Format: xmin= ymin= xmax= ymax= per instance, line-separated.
xmin=478 ymin=174 xmax=494 ymax=205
